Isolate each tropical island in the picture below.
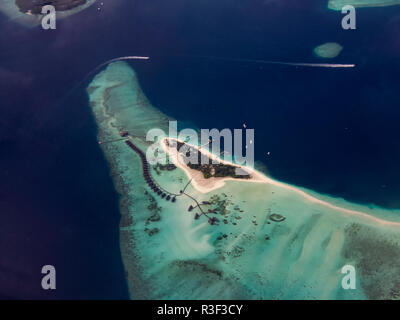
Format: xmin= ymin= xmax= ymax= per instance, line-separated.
xmin=328 ymin=0 xmax=400 ymax=10
xmin=314 ymin=42 xmax=343 ymax=59
xmin=166 ymin=139 xmax=251 ymax=180
xmin=16 ymin=0 xmax=87 ymax=14
xmin=0 ymin=0 xmax=95 ymax=26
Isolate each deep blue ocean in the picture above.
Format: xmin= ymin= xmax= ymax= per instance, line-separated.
xmin=0 ymin=0 xmax=399 ymax=298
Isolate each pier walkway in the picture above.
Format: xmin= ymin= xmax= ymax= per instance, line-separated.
xmin=125 ymin=140 xmax=180 ymax=202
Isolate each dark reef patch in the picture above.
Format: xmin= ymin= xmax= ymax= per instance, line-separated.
xmin=342 ymin=223 xmax=400 ymax=299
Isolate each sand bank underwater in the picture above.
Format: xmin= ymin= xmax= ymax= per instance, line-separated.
xmin=87 ymin=61 xmax=400 ymax=300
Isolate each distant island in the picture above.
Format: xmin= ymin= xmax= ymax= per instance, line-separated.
xmin=16 ymin=0 xmax=87 ymax=14
xmin=0 ymin=0 xmax=95 ymax=27
xmin=314 ymin=42 xmax=343 ymax=58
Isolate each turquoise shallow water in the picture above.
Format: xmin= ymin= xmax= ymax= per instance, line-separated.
xmin=87 ymin=61 xmax=400 ymax=299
